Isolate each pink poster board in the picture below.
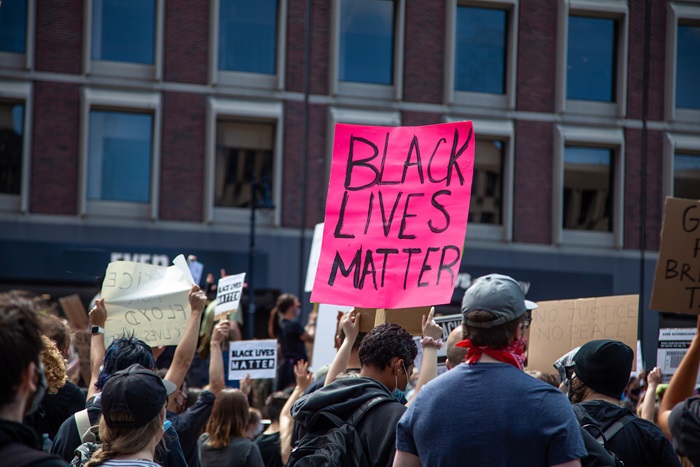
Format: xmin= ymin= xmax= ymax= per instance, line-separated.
xmin=311 ymin=121 xmax=474 ymax=309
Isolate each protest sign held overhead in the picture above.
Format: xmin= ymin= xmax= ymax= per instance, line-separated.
xmin=228 ymin=339 xmax=277 ymax=380
xmin=215 ymin=273 xmax=246 ymax=321
xmin=651 ymin=197 xmax=700 ymax=314
xmin=527 ymin=295 xmax=639 ymax=374
xmin=102 ymin=254 xmax=195 ymax=347
xmin=311 ymin=121 xmax=475 ymax=309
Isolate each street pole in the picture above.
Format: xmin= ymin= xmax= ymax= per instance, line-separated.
xmin=247 ymin=173 xmax=257 ymax=340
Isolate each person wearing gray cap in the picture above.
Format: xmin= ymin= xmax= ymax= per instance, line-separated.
xmin=567 ymin=340 xmax=680 ymax=467
xmin=394 ymin=274 xmax=586 ymax=467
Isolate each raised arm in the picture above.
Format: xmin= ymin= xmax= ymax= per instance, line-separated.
xmin=659 ymin=315 xmax=700 ymax=438
xmin=280 ymin=360 xmax=313 ymax=464
xmin=87 ymin=298 xmax=107 ymax=401
xmin=324 ymin=310 xmax=360 ymax=387
xmin=164 ymin=285 xmax=207 ymax=389
xmin=207 ymin=319 xmax=229 ymax=396
xmin=407 ymin=307 xmax=442 ymax=407
xmin=639 ymin=367 xmax=661 ymax=422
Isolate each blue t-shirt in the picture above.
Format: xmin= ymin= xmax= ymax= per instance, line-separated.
xmin=396 ymin=362 xmax=587 ymax=466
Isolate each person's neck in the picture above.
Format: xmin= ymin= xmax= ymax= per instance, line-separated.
xmin=581 ymin=390 xmax=621 ymax=405
xmin=476 ymin=353 xmax=502 ymax=364
xmin=0 ymin=400 xmax=26 ymax=423
xmin=115 ymin=436 xmax=158 ymax=462
xmin=263 ymin=421 xmax=280 ymax=435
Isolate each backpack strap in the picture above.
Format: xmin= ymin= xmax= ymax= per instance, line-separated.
xmin=348 ymin=395 xmax=392 ymax=427
xmin=598 ymin=414 xmax=635 ymax=444
xmin=74 ymin=408 xmax=97 ymax=444
xmin=0 ymin=442 xmax=58 ymax=467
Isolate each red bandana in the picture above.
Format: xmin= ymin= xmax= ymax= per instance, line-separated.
xmin=456 ymin=337 xmax=527 ymax=370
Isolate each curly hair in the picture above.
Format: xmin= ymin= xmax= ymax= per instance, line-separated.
xmin=40 ymin=335 xmax=66 ymax=394
xmin=359 ymin=323 xmax=417 ymax=370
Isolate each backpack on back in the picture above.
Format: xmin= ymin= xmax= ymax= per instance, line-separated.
xmin=287 ymin=395 xmax=390 ymax=467
xmin=69 ymin=409 xmax=100 ymax=467
xmin=574 ymin=405 xmax=635 ymax=467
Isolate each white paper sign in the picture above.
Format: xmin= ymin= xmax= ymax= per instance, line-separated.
xmin=216 ymin=273 xmax=246 ymax=320
xmin=188 ymin=260 xmax=204 ymax=285
xmin=657 ymin=328 xmax=700 ymax=384
xmin=304 ymin=223 xmax=325 ymax=293
xmin=310 ymin=303 xmax=353 ymax=372
xmin=102 ymin=254 xmax=194 ymax=347
xmin=228 ymin=339 xmax=277 ymax=380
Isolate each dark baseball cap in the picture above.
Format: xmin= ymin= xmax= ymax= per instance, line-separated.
xmin=571 ymin=339 xmax=633 ymax=399
xmin=461 ymin=274 xmax=537 ymax=328
xmin=101 ymin=364 xmax=177 ymax=429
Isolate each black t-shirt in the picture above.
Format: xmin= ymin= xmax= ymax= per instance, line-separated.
xmin=254 ymin=431 xmax=283 ymax=467
xmin=279 ymin=319 xmax=307 ymax=361
xmin=24 ymin=381 xmax=85 ymax=441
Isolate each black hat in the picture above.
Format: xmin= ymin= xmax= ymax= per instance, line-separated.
xmin=101 ymin=364 xmax=177 ymax=429
xmin=462 ymin=274 xmax=537 ymax=328
xmin=668 ymin=397 xmax=700 ymax=466
xmin=571 ymin=340 xmax=633 ymax=399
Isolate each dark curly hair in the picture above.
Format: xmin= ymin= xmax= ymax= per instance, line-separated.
xmin=359 ymin=323 xmax=417 ymax=370
xmin=95 ymin=335 xmax=155 ymax=390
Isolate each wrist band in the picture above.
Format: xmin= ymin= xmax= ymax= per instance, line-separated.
xmin=421 ymin=336 xmax=443 ymax=350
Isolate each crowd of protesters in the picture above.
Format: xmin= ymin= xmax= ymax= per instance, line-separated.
xmin=2 ymin=271 xmax=700 ymax=466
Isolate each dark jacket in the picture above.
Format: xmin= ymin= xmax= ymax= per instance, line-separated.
xmin=291 ymin=377 xmax=405 ymax=467
xmin=24 ymin=381 xmax=86 ymax=441
xmin=51 ymin=398 xmax=187 ymax=467
xmin=167 ymin=389 xmax=216 ymax=467
xmin=574 ymin=400 xmax=681 ymax=467
xmin=0 ymin=419 xmax=67 ymax=467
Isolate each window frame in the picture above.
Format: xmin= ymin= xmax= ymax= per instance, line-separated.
xmin=444 ymin=0 xmax=518 ymax=111
xmin=665 ymin=3 xmax=700 ymax=122
xmin=209 ymin=0 xmax=287 ymax=91
xmin=204 ymin=98 xmax=284 ymax=226
xmin=0 ymin=0 xmax=35 ymax=70
xmin=83 ymin=0 xmax=165 ymax=80
xmin=663 ymin=132 xmax=700 ymax=199
xmin=556 ymin=0 xmax=629 ymax=117
xmin=0 ymin=81 xmax=33 ymax=213
xmin=79 ymin=88 xmax=162 ymax=219
xmin=553 ymin=125 xmax=624 ymax=248
xmin=445 ymin=117 xmax=513 ymax=242
xmin=329 ymin=0 xmax=405 ymax=100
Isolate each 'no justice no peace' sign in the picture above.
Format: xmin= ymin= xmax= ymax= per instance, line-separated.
xmin=311 ymin=121 xmax=475 ymax=309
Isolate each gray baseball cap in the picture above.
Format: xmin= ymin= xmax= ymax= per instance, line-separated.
xmin=461 ymin=274 xmax=537 ymax=328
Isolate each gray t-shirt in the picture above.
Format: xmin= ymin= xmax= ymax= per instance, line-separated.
xmin=197 ymin=433 xmax=264 ymax=467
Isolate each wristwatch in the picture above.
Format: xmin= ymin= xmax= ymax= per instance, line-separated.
xmin=91 ymin=325 xmax=105 ymax=335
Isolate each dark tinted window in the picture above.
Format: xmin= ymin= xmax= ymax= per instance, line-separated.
xmin=567 ymin=16 xmax=616 ymax=102
xmin=218 ymin=0 xmax=278 ymax=74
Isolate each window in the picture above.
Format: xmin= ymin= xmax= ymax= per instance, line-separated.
xmin=205 ymin=98 xmax=283 ymax=225
xmin=218 ymin=0 xmax=277 ymax=74
xmin=87 ymin=111 xmax=153 ymax=203
xmin=562 ymin=147 xmax=613 ymax=232
xmin=330 ymin=0 xmax=405 ymax=99
xmin=85 ymin=0 xmax=163 ymax=79
xmin=80 ymin=89 xmax=161 ymax=219
xmin=339 ymin=0 xmax=394 ymax=84
xmin=214 ymin=121 xmax=275 ymax=209
xmin=556 ymin=0 xmax=628 ymax=116
xmin=455 ymin=7 xmax=506 ymax=94
xmin=0 ymin=102 xmax=24 ymax=196
xmin=0 ymin=0 xmax=27 ymax=54
xmin=470 ymin=139 xmax=503 ymax=225
xmin=553 ymin=125 xmax=624 ymax=248
xmin=676 ymin=22 xmax=700 ymax=110
xmin=674 ymin=152 xmax=700 ymax=200
xmin=445 ymin=0 xmax=517 ymax=110
xmin=566 ymin=16 xmax=616 ymax=102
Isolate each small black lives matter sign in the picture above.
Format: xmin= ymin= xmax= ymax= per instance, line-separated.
xmin=228 ymin=339 xmax=277 ymax=380
xmin=311 ymin=122 xmax=475 ymax=309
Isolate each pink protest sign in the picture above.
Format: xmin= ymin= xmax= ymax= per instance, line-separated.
xmin=311 ymin=121 xmax=475 ymax=309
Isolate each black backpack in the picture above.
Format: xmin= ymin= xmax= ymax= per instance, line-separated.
xmin=574 ymin=405 xmax=635 ymax=467
xmin=287 ymin=395 xmax=390 ymax=467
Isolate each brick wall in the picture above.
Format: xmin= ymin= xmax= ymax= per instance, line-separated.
xmin=164 ymin=0 xmax=209 ymax=84
xmin=403 ymin=0 xmax=445 ymax=104
xmin=513 ymin=120 xmax=553 ymax=243
xmin=30 ymin=81 xmax=80 ymax=214
xmin=159 ymin=92 xmax=205 ymax=222
xmin=35 ymin=0 xmax=82 ymax=74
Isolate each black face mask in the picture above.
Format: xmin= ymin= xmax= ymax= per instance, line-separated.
xmin=26 ymin=362 xmax=47 ymax=416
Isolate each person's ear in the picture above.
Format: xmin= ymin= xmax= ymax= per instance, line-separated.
xmin=22 ymin=361 xmax=38 ymax=393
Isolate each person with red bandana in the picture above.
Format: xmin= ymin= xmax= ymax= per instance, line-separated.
xmin=393 ymin=274 xmax=586 ymax=467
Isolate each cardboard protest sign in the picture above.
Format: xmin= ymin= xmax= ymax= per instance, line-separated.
xmin=311 ymin=122 xmax=475 ymax=309
xmin=73 ymin=330 xmax=92 ymax=385
xmin=59 ymin=294 xmax=89 ymax=330
xmin=657 ymin=328 xmax=700 ymax=384
xmin=305 ymin=223 xmax=325 ymax=293
xmin=228 ymin=339 xmax=277 ymax=380
xmin=355 ymin=306 xmax=431 ymax=336
xmin=527 ymin=295 xmax=639 ymax=374
xmin=651 ymin=197 xmax=700 ymax=314
xmin=102 ymin=254 xmax=195 ymax=347
xmin=215 ymin=273 xmax=246 ymax=321
xmin=310 ymin=303 xmax=353 ymax=372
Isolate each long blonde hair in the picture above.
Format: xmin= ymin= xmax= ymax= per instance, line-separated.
xmin=84 ymin=411 xmax=163 ymax=467
xmin=204 ymin=389 xmax=249 ymax=448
